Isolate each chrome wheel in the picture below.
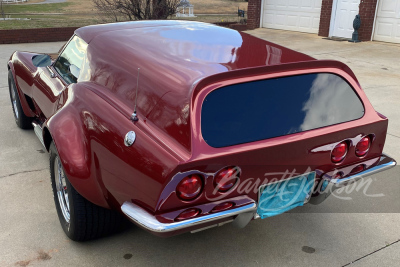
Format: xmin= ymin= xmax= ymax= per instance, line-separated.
xmin=54 ymin=156 xmax=70 ymax=223
xmin=10 ymin=81 xmax=19 ymax=119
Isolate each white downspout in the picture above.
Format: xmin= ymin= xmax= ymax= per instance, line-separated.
xmin=329 ymin=0 xmax=339 ymax=37
xmin=371 ymin=0 xmax=380 ymax=41
xmin=259 ymin=0 xmax=265 ymax=28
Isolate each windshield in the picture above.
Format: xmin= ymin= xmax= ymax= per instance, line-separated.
xmin=54 ymin=36 xmax=88 ymax=84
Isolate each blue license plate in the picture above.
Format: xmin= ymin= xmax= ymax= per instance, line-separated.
xmin=257 ymin=172 xmax=316 ymax=219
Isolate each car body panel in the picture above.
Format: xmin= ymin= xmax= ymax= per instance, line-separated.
xmin=44 ymin=84 xmax=181 ymax=211
xmin=8 ymin=52 xmax=38 ymax=117
xmin=34 ymin=68 xmax=66 ymax=118
xmin=6 ymin=21 xmax=395 ymax=236
xmin=77 ymin=21 xmax=315 ymax=152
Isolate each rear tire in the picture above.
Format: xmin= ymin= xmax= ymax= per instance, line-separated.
xmin=49 ymin=142 xmax=128 ymax=241
xmin=8 ymin=70 xmax=32 ymax=129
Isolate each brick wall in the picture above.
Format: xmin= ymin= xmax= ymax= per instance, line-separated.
xmin=214 ymin=22 xmax=248 ymax=31
xmin=248 ymin=0 xmax=262 ymax=30
xmin=358 ymin=0 xmax=378 ymax=41
xmin=318 ymin=0 xmax=334 ymax=37
xmin=0 ymin=27 xmax=78 ymax=44
xmin=214 ymin=21 xmax=238 ymax=27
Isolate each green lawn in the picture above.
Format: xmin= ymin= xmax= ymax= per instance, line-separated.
xmin=0 ymin=15 xmax=98 ymax=30
xmin=2 ymin=2 xmax=70 ymax=14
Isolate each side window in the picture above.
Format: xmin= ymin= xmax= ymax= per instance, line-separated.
xmin=54 ymin=36 xmax=88 ymax=84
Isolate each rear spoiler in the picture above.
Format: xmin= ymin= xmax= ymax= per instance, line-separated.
xmin=192 ymin=60 xmax=360 ymax=101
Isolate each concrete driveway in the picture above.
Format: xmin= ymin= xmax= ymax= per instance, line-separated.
xmin=0 ymin=29 xmax=399 ymax=267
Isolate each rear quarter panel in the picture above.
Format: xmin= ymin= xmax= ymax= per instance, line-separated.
xmin=46 ymin=83 xmax=180 ymax=211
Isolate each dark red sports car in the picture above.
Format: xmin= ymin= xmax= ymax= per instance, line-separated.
xmin=7 ymin=21 xmax=396 ymax=241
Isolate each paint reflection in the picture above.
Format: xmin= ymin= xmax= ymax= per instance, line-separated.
xmin=300 ymin=74 xmax=364 ymax=131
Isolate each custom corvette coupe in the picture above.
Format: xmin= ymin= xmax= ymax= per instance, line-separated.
xmin=7 ymin=21 xmax=396 ymax=241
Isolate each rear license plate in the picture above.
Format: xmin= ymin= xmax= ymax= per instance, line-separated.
xmin=257 ymin=172 xmax=316 ymax=219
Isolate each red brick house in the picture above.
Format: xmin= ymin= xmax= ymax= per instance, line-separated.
xmin=247 ymin=0 xmax=400 ymax=43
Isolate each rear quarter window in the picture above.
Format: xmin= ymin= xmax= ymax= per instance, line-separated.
xmin=201 ymin=73 xmax=364 ymax=148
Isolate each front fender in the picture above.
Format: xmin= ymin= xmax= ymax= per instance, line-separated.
xmin=45 ymin=87 xmax=110 ymax=208
xmin=8 ymin=57 xmax=36 ymax=118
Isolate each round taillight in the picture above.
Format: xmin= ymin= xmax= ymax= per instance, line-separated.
xmin=356 ymin=136 xmax=371 ymax=157
xmin=175 ymin=208 xmax=201 ymax=221
xmin=333 ymin=171 xmax=344 ymax=179
xmin=214 ymin=166 xmax=240 ymax=192
xmin=350 ymin=164 xmax=365 ymax=174
xmin=176 ymin=174 xmax=203 ymax=201
xmin=331 ymin=142 xmax=348 ymax=163
xmin=210 ymin=202 xmax=234 ymax=213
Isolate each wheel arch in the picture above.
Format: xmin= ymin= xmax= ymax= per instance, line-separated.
xmin=7 ymin=59 xmax=35 ymax=118
xmin=45 ymin=104 xmax=111 ymax=209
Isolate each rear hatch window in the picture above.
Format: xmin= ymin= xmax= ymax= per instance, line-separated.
xmin=201 ymin=73 xmax=364 ymax=148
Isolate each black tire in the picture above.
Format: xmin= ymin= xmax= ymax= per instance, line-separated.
xmin=8 ymin=70 xmax=32 ymax=129
xmin=49 ymin=142 xmax=128 ymax=241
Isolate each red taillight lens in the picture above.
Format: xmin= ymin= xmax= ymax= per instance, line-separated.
xmin=210 ymin=202 xmax=234 ymax=213
xmin=356 ymin=136 xmax=371 ymax=157
xmin=331 ymin=142 xmax=348 ymax=163
xmin=176 ymin=174 xmax=203 ymax=201
xmin=350 ymin=164 xmax=365 ymax=174
xmin=333 ymin=171 xmax=344 ymax=179
xmin=175 ymin=208 xmax=201 ymax=221
xmin=214 ymin=166 xmax=240 ymax=192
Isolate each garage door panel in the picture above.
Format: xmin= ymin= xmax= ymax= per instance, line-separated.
xmin=376 ymin=21 xmax=394 ymax=37
xmin=373 ymin=0 xmax=400 ymax=43
xmin=287 ymin=15 xmax=299 ymax=26
xmin=312 ymin=17 xmax=320 ymax=29
xmin=264 ymin=12 xmax=275 ymax=25
xmin=397 ymin=24 xmax=400 ymax=38
xmin=301 ymin=0 xmax=313 ymax=8
xmin=381 ymin=0 xmax=397 ymax=13
xmin=262 ymin=0 xmax=322 ymax=33
xmin=299 ymin=16 xmax=312 ymax=28
xmin=288 ymin=0 xmax=299 ymax=8
xmin=276 ymin=14 xmax=287 ymax=25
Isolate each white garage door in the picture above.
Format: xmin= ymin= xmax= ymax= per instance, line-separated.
xmin=261 ymin=0 xmax=322 ymax=33
xmin=373 ymin=0 xmax=400 ymax=43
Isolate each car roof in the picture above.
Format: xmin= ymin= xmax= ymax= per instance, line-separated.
xmin=76 ymin=20 xmax=192 ymax=44
xmin=76 ymin=21 xmax=314 ymax=70
xmin=75 ymin=21 xmax=316 ymax=152
xmin=76 ymin=21 xmax=315 ymax=97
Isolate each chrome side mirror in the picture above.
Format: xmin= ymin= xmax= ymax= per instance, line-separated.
xmin=32 ymin=54 xmax=51 ymax=67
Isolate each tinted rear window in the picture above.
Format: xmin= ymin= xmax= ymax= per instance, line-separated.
xmin=201 ymin=73 xmax=364 ymax=148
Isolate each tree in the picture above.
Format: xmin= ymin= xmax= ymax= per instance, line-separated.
xmin=92 ymin=0 xmax=181 ymax=22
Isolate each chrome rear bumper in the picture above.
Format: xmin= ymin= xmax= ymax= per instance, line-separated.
xmin=309 ymin=153 xmax=397 ymax=204
xmin=121 ymin=201 xmax=256 ymax=233
xmin=122 ymin=154 xmax=396 ymax=233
